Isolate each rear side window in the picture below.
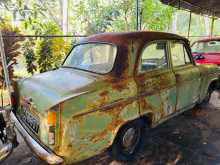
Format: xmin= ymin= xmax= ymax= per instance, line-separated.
xmin=139 ymin=42 xmax=168 ymax=72
xmin=170 ymin=42 xmax=191 ymax=67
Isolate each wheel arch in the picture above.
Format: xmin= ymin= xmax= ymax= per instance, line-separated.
xmin=109 ymin=112 xmax=153 ymax=147
xmin=209 ymin=79 xmax=219 ymax=91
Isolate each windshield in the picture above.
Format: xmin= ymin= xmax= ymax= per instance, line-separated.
xmin=63 ymin=43 xmax=117 ymax=74
xmin=192 ymin=41 xmax=220 ymax=54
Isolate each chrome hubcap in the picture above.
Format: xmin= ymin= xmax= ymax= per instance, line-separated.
xmin=123 ymin=128 xmax=136 ymax=148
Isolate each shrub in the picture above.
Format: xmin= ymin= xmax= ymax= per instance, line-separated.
xmin=22 ymin=38 xmax=37 ymax=75
xmin=0 ymin=20 xmax=24 ymax=87
xmin=35 ymin=22 xmax=70 ymax=73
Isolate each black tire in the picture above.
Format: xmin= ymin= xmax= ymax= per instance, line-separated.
xmin=109 ymin=119 xmax=144 ymax=162
xmin=200 ymin=86 xmax=213 ymax=106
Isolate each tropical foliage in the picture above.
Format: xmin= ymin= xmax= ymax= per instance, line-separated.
xmin=141 ymin=0 xmax=174 ymax=31
xmin=0 ymin=20 xmax=24 ymax=87
xmin=23 ymin=38 xmax=37 ymax=75
xmin=35 ymin=22 xmax=69 ymax=73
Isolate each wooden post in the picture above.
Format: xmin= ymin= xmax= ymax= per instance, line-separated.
xmin=0 ymin=31 xmax=12 ymax=107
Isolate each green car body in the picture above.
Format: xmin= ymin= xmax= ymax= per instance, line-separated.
xmin=12 ymin=32 xmax=219 ymax=164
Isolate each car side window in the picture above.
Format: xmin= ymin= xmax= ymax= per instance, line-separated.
xmin=170 ymin=42 xmax=191 ymax=67
xmin=139 ymin=42 xmax=168 ymax=73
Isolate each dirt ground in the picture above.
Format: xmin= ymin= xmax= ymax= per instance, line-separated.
xmin=2 ymin=92 xmax=220 ymax=165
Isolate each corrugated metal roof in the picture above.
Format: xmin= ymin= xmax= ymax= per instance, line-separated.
xmin=161 ymin=0 xmax=220 ymax=17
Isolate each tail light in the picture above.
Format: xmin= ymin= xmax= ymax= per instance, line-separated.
xmin=11 ymin=82 xmax=19 ymax=112
xmin=10 ymin=92 xmax=17 ymax=112
xmin=47 ymin=110 xmax=56 ymax=145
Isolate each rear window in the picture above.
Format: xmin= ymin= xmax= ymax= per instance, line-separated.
xmin=63 ymin=43 xmax=117 ymax=74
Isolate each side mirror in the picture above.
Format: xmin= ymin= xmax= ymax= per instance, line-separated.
xmin=193 ymin=54 xmax=205 ymax=60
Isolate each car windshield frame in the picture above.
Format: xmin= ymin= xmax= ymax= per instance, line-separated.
xmin=62 ymin=42 xmax=118 ymax=74
xmin=192 ymin=40 xmax=220 ymax=54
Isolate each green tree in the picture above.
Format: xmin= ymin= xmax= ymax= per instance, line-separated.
xmin=71 ymin=0 xmax=120 ymax=34
xmin=141 ymin=0 xmax=174 ymax=31
xmin=23 ymin=38 xmax=37 ymax=75
xmin=35 ymin=22 xmax=70 ymax=72
xmin=35 ymin=38 xmax=53 ymax=73
xmin=109 ymin=0 xmax=135 ymax=31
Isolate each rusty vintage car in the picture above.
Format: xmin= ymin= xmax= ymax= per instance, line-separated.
xmin=9 ymin=32 xmax=219 ymax=164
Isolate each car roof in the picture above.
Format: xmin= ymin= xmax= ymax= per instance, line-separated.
xmin=80 ymin=31 xmax=188 ymax=46
xmin=195 ymin=37 xmax=220 ymax=43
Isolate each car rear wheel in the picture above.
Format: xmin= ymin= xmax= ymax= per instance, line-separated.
xmin=201 ymin=86 xmax=213 ymax=105
xmin=109 ymin=119 xmax=144 ymax=162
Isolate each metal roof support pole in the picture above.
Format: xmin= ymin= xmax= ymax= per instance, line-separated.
xmin=136 ymin=0 xmax=141 ymax=31
xmin=187 ymin=11 xmax=192 ymax=39
xmin=136 ymin=0 xmax=139 ymax=31
xmin=139 ymin=0 xmax=142 ymax=31
xmin=0 ymin=31 xmax=12 ymax=107
xmin=210 ymin=17 xmax=215 ymax=37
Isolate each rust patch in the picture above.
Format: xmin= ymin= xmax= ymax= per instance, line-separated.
xmin=160 ymin=74 xmax=172 ymax=88
xmin=90 ymin=111 xmax=123 ymax=143
xmin=113 ymin=45 xmax=129 ymax=78
xmin=83 ymin=32 xmax=188 ymax=47
xmin=140 ymin=98 xmax=154 ymax=112
xmin=105 ymin=78 xmax=129 ymax=91
xmin=99 ymin=90 xmax=109 ymax=97
xmin=90 ymin=99 xmax=135 ymax=144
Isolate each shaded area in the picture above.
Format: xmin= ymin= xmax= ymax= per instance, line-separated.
xmin=2 ymin=92 xmax=220 ymax=165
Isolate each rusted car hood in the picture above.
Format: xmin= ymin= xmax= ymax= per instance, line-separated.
xmin=18 ymin=68 xmax=97 ymax=112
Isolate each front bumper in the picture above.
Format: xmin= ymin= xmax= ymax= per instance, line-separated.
xmin=0 ymin=142 xmax=13 ymax=161
xmin=0 ymin=108 xmax=16 ymax=162
xmin=10 ymin=112 xmax=64 ymax=165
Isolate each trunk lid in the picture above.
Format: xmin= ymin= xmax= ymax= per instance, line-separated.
xmin=17 ymin=68 xmax=98 ymax=113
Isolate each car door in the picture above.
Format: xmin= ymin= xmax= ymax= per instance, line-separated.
xmin=135 ymin=41 xmax=177 ymax=124
xmin=169 ymin=40 xmax=201 ymax=111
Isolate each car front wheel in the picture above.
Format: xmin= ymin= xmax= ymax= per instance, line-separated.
xmin=110 ymin=119 xmax=144 ymax=162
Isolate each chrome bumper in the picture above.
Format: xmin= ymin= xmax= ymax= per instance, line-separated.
xmin=0 ymin=108 xmax=16 ymax=162
xmin=0 ymin=142 xmax=13 ymax=161
xmin=10 ymin=113 xmax=64 ymax=165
